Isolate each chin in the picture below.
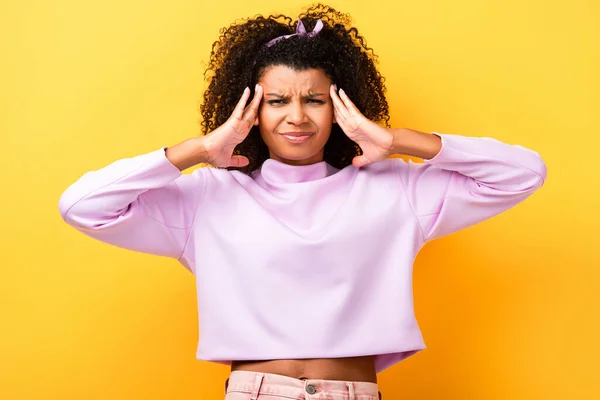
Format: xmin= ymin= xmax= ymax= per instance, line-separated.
xmin=268 ymin=143 xmax=326 ymax=163
xmin=262 ymin=132 xmax=330 ymax=163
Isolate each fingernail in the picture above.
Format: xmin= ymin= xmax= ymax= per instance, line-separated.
xmin=339 ymin=88 xmax=345 ymax=95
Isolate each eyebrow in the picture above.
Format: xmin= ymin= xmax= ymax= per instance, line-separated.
xmin=265 ymin=93 xmax=327 ymax=98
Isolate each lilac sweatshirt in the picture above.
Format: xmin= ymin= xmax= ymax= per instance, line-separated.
xmin=58 ymin=132 xmax=547 ymax=372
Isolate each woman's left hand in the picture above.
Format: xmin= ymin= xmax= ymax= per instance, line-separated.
xmin=330 ymin=85 xmax=394 ymax=168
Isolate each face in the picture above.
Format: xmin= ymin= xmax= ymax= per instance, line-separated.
xmin=255 ymin=65 xmax=335 ymax=166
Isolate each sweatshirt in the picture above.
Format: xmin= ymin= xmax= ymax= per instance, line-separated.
xmin=58 ymin=132 xmax=547 ymax=372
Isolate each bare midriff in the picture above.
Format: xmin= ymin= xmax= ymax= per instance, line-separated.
xmin=230 ymin=356 xmax=377 ymax=383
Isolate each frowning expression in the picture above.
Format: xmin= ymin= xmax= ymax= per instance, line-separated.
xmin=256 ymin=65 xmax=335 ymax=166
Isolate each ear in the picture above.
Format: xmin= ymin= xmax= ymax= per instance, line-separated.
xmin=253 ymin=116 xmax=260 ymax=126
xmin=332 ymin=112 xmax=337 ymax=124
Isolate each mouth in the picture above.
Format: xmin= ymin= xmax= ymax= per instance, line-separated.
xmin=279 ymin=132 xmax=315 ymax=144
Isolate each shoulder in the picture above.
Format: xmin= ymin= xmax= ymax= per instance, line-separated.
xmin=357 ymin=157 xmax=406 ymax=176
xmin=352 ymin=157 xmax=437 ymax=187
xmin=332 ymin=158 xmax=404 ymax=190
xmin=189 ymin=165 xmax=257 ymax=187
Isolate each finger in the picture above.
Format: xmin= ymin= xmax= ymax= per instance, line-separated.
xmin=228 ymin=155 xmax=250 ymax=168
xmin=333 ymin=107 xmax=346 ymax=124
xmin=243 ymin=84 xmax=263 ymax=123
xmin=330 ymin=84 xmax=350 ymax=120
xmin=334 ymin=109 xmax=352 ymax=134
xmin=232 ymin=87 xmax=251 ymax=120
xmin=352 ymin=155 xmax=370 ymax=168
xmin=334 ymin=108 xmax=350 ymax=129
xmin=332 ymin=95 xmax=350 ymax=124
xmin=244 ymin=84 xmax=263 ymax=113
xmin=329 ymin=84 xmax=345 ymax=111
xmin=338 ymin=89 xmax=362 ymax=116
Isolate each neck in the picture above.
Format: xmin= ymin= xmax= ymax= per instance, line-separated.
xmin=268 ymin=150 xmax=324 ymax=166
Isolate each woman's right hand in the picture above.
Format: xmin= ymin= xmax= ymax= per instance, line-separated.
xmin=202 ymin=84 xmax=263 ymax=168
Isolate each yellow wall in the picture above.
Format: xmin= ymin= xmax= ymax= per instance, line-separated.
xmin=1 ymin=0 xmax=598 ymax=398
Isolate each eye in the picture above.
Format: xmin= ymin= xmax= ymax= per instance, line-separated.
xmin=266 ymin=99 xmax=285 ymax=105
xmin=307 ymin=99 xmax=325 ymax=104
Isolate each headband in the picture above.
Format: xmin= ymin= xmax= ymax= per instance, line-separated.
xmin=265 ymin=18 xmax=324 ymax=47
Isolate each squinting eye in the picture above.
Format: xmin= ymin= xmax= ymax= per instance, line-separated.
xmin=266 ymin=100 xmax=285 ymax=105
xmin=307 ymin=99 xmax=325 ymax=104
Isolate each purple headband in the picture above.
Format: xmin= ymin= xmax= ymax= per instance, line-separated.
xmin=265 ymin=18 xmax=324 ymax=47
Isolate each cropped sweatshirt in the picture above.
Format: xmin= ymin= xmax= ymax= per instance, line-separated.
xmin=58 ymin=132 xmax=547 ymax=372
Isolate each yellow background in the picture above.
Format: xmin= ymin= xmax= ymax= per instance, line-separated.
xmin=1 ymin=0 xmax=598 ymax=398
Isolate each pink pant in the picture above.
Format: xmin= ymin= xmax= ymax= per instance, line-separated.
xmin=224 ymin=370 xmax=382 ymax=400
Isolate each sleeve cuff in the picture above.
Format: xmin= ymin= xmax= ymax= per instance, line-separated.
xmin=422 ymin=132 xmax=445 ymax=163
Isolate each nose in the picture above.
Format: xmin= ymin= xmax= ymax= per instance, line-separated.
xmin=285 ymin=101 xmax=308 ymax=125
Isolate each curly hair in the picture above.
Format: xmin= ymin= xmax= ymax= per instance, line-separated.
xmin=200 ymin=3 xmax=390 ymax=174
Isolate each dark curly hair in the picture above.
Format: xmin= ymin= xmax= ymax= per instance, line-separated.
xmin=200 ymin=3 xmax=390 ymax=174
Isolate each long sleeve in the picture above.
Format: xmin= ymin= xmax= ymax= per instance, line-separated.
xmin=58 ymin=147 xmax=204 ymax=261
xmin=395 ymin=133 xmax=547 ymax=242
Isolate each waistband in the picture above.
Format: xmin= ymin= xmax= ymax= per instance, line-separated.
xmin=225 ymin=370 xmax=381 ymax=399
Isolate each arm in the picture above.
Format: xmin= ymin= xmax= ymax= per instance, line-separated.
xmin=391 ymin=129 xmax=547 ymax=242
xmin=58 ymin=138 xmax=208 ymax=260
xmin=59 ymin=85 xmax=263 ymax=262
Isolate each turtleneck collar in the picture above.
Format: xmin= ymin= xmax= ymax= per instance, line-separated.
xmin=257 ymin=158 xmax=339 ymax=184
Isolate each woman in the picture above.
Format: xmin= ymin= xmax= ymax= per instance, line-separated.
xmin=58 ymin=4 xmax=547 ymax=399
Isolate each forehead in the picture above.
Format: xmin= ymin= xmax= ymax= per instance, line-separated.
xmin=259 ymin=65 xmax=331 ymax=93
